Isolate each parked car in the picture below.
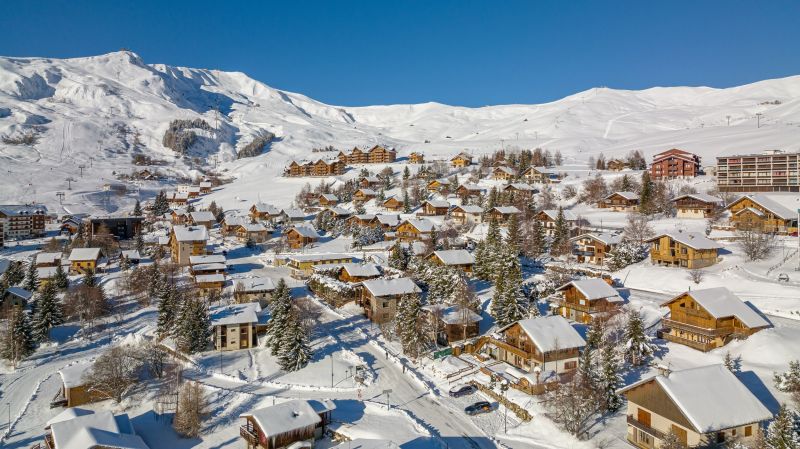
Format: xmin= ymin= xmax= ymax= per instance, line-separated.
xmin=464 ymin=401 xmax=492 ymax=416
xmin=448 ymin=384 xmax=477 ymax=398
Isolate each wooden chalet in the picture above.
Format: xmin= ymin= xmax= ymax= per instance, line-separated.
xmin=601 ymin=191 xmax=640 ymax=211
xmin=619 ymin=365 xmax=771 ymax=449
xmin=650 ymin=148 xmax=701 ymax=180
xmin=646 ymin=231 xmax=722 ymax=269
xmin=660 ymin=287 xmax=769 ymax=352
xmin=408 ymin=152 xmax=425 ymax=164
xmin=456 ymin=183 xmax=484 ymax=199
xmin=673 ymin=194 xmax=723 ymax=219
xmin=199 ymin=180 xmax=212 ymax=194
xmin=240 ymin=400 xmax=335 ymax=449
xmin=68 ymin=248 xmax=102 ymax=274
xmin=382 ymin=195 xmax=404 ymax=211
xmin=426 ymin=178 xmax=451 ymax=193
xmin=486 ymin=206 xmax=521 ymax=224
xmin=492 ymin=166 xmax=517 ymax=181
xmin=318 ymin=193 xmax=339 ymax=207
xmin=353 ymin=188 xmax=378 ymax=203
xmin=170 ymin=225 xmax=208 ymax=266
xmin=35 ymin=252 xmax=62 ymax=268
xmin=54 ymin=361 xmax=110 ymax=407
xmin=422 ymin=304 xmax=481 ymax=345
xmin=554 ymin=278 xmax=623 ymax=323
xmin=606 ymin=159 xmax=628 ymax=171
xmin=195 ymin=273 xmax=226 ymax=293
xmin=285 ymin=158 xmax=345 ymax=177
xmin=285 ymin=253 xmax=353 ymax=279
xmin=338 ymin=262 xmax=381 ymax=282
xmin=41 ymin=408 xmax=149 ymax=449
xmin=358 ymin=176 xmax=382 ymax=188
xmin=339 ymin=145 xmax=396 ymax=164
xmin=285 ymin=225 xmax=320 ymax=249
xmin=396 ymin=219 xmax=435 ymax=242
xmin=419 ymin=199 xmax=450 ymax=216
xmin=234 ymin=277 xmax=276 ymax=308
xmin=374 ymin=214 xmax=400 ymax=231
xmin=167 ymin=191 xmax=189 ymax=207
xmin=450 ymin=152 xmax=473 ymax=168
xmin=426 ymin=249 xmax=475 ymax=273
xmin=170 ymin=209 xmax=188 ymax=225
xmin=451 ymin=205 xmax=483 ymax=225
xmin=188 ymin=210 xmax=217 ymax=229
xmin=535 ymin=209 xmax=578 ymax=237
xmin=1 ymin=287 xmax=32 ymax=316
xmin=523 ymin=166 xmax=558 ymax=184
xmin=570 ymin=232 xmax=622 ymax=266
xmin=726 ymin=194 xmax=799 ymax=234
xmin=190 ymin=254 xmax=227 ymax=276
xmin=250 ymin=202 xmax=281 ymax=222
xmin=503 ymin=183 xmax=536 ymax=197
xmin=221 ymin=215 xmax=249 ymax=236
xmin=346 ymin=214 xmax=377 ymax=228
xmin=360 ymin=277 xmax=421 ymax=323
xmin=322 ymin=206 xmax=353 ymax=221
xmin=211 ymin=303 xmax=261 ymax=351
xmin=236 ymin=223 xmax=270 ymax=243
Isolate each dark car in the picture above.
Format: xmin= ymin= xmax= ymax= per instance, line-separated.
xmin=464 ymin=401 xmax=492 ymax=416
xmin=448 ymin=384 xmax=477 ymax=398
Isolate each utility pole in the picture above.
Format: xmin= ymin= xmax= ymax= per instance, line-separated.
xmin=756 ymin=113 xmax=763 ymax=128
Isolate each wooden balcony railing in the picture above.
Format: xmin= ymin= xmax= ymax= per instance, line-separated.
xmin=662 ymin=319 xmax=733 ymax=337
xmin=240 ymin=425 xmax=259 ymax=446
xmin=662 ymin=333 xmax=716 ymax=352
xmin=627 ymin=415 xmax=666 ymax=440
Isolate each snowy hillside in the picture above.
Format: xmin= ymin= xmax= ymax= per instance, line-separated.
xmin=1 ymin=51 xmax=800 ymax=214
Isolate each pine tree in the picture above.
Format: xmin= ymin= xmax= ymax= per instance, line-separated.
xmin=135 ymin=228 xmax=145 ymax=254
xmin=528 ymin=219 xmax=547 ymax=260
xmin=402 ymin=188 xmax=411 ymax=213
xmin=156 ymin=280 xmax=179 ymax=338
xmin=4 ymin=261 xmax=25 ymax=286
xmin=278 ymin=313 xmax=311 ymax=371
xmin=266 ymin=279 xmax=292 ymax=354
xmin=766 ymin=404 xmax=800 ymax=449
xmin=577 ymin=346 xmax=596 ymax=388
xmin=1 ymin=306 xmax=36 ymax=367
xmin=53 ymin=263 xmax=69 ymax=290
xmin=724 ymin=351 xmax=741 ymax=373
xmin=660 ymin=430 xmax=688 ymax=449
xmin=176 ymin=297 xmax=211 ymax=354
xmin=396 ymin=293 xmax=425 ymax=359
xmin=23 ymin=260 xmax=39 ymax=292
xmin=146 ymin=261 xmax=163 ymax=299
xmin=551 ymin=207 xmax=571 ymax=257
xmin=585 ymin=317 xmax=605 ymax=349
xmin=623 ymin=309 xmax=654 ymax=365
xmin=32 ymin=282 xmax=64 ymax=342
xmin=598 ymin=344 xmax=623 ymax=412
xmin=133 ymin=199 xmax=142 ymax=216
xmin=82 ymin=269 xmax=97 ymax=288
xmin=506 ymin=213 xmax=521 ymax=253
xmin=639 ymin=171 xmax=653 ymax=215
xmin=120 ymin=255 xmax=131 ymax=271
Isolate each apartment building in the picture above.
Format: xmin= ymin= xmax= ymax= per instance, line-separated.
xmin=716 ymin=149 xmax=800 ymax=192
xmin=0 ymin=204 xmax=48 ymax=240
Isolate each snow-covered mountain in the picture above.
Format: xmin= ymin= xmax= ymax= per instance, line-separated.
xmin=1 ymin=51 xmax=799 ymax=213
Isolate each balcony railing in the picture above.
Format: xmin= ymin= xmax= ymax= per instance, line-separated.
xmin=240 ymin=425 xmax=259 ymax=446
xmin=627 ymin=415 xmax=666 ymax=440
xmin=662 ymin=332 xmax=716 ymax=352
xmin=662 ymin=318 xmax=733 ymax=337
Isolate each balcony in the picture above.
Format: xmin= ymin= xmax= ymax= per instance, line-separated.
xmin=662 ymin=332 xmax=716 ymax=352
xmin=662 ymin=318 xmax=732 ymax=337
xmin=627 ymin=415 xmax=666 ymax=441
xmin=240 ymin=425 xmax=259 ymax=446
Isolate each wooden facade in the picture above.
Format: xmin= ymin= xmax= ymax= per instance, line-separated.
xmin=601 ymin=192 xmax=640 ymax=211
xmin=650 ymin=148 xmax=701 ymax=180
xmin=485 ymin=320 xmax=581 ymax=375
xmin=408 ymin=152 xmax=425 ymax=164
xmin=570 ymin=233 xmax=620 ymax=266
xmin=339 ymin=145 xmax=396 ymax=164
xmin=285 ymin=228 xmax=318 ymax=249
xmin=451 ymin=153 xmax=473 ymax=168
xmin=396 ymin=220 xmax=434 ymax=242
xmin=555 ymin=281 xmax=622 ymax=324
xmin=647 ymin=234 xmax=720 ymax=269
xmin=726 ymin=195 xmax=798 ymax=234
xmin=285 ymin=159 xmax=345 ymax=177
xmin=383 ymin=196 xmax=404 ymax=211
xmin=673 ymin=195 xmax=722 ymax=219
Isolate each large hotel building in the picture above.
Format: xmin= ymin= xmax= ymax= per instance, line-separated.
xmin=716 ymin=150 xmax=800 ymax=192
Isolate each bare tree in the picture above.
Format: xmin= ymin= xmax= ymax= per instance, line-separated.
xmin=173 ymin=381 xmax=207 ymax=438
xmin=85 ymin=346 xmax=143 ymax=403
xmin=737 ymin=226 xmax=776 ymax=261
xmin=623 ymin=212 xmax=655 ymax=246
xmin=544 ymin=371 xmax=600 ymax=439
xmin=688 ymin=268 xmax=704 ymax=284
xmin=293 ymin=297 xmax=322 ymax=335
xmin=64 ymin=284 xmax=110 ymax=331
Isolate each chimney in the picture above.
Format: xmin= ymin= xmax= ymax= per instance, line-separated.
xmin=657 ymin=363 xmax=672 ymax=377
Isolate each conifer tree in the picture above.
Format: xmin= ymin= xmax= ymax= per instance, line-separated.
xmin=402 ymin=188 xmax=411 ymax=213
xmin=32 ymin=282 xmax=64 ymax=342
xmin=403 ymin=165 xmax=410 ymax=180
xmin=266 ymin=279 xmax=292 ymax=354
xmin=53 ymin=263 xmax=69 ymax=290
xmin=527 ymin=219 xmax=547 ymax=261
xmin=598 ymin=344 xmax=623 ymax=412
xmin=4 ymin=261 xmax=25 ymax=286
xmin=585 ymin=317 xmax=605 ymax=349
xmin=176 ymin=297 xmax=211 ymax=354
xmin=1 ymin=306 xmax=36 ymax=367
xmin=766 ymin=404 xmax=800 ymax=449
xmin=551 ymin=207 xmax=571 ymax=256
xmin=506 ymin=213 xmax=521 ymax=253
xmin=623 ymin=309 xmax=654 ymax=365
xmin=82 ymin=269 xmax=98 ymax=288
xmin=577 ymin=345 xmax=596 ymax=388
xmin=120 ymin=255 xmax=131 ymax=271
xmin=278 ymin=312 xmax=312 ymax=371
xmin=660 ymin=430 xmax=688 ymax=449
xmin=396 ymin=293 xmax=425 ymax=359
xmin=23 ymin=259 xmax=39 ymax=292
xmin=639 ymin=171 xmax=653 ymax=215
xmin=146 ymin=261 xmax=163 ymax=299
xmin=135 ymin=228 xmax=145 ymax=254
xmin=156 ymin=279 xmax=179 ymax=338
xmin=133 ymin=199 xmax=143 ymax=216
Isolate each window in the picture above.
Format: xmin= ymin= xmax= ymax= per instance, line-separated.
xmin=745 ymin=426 xmax=752 ymax=437
xmin=564 ymin=361 xmax=577 ymax=370
xmin=717 ymin=432 xmax=726 ymax=443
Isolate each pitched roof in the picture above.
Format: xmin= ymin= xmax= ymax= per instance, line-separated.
xmin=49 ymin=409 xmax=149 ymax=449
xmin=286 ymin=253 xmax=352 ymax=263
xmin=341 ymin=262 xmax=381 ymax=278
xmin=121 ymin=250 xmax=141 ymax=260
xmin=422 ymin=304 xmax=482 ymax=325
xmin=401 ymin=219 xmax=435 ymax=232
xmin=240 ymin=223 xmax=268 ymax=233
xmin=618 ymin=364 xmax=772 ymax=433
xmin=458 ymin=183 xmax=483 ymax=191
xmin=319 ymin=193 xmax=339 ymax=201
xmin=374 ymin=214 xmax=400 ymax=226
xmin=251 ymin=202 xmax=280 ymax=215
xmin=288 ymin=224 xmax=320 ymax=238
xmin=490 ymin=206 xmax=521 ymax=214
xmin=539 ymin=209 xmax=578 ymax=221
xmin=673 ymin=193 xmax=723 ymax=204
xmin=424 ymin=200 xmax=451 ymax=208
xmin=190 ymin=254 xmax=226 ymax=265
xmin=68 ymin=248 xmax=102 ymax=262
xmin=501 ymin=315 xmax=585 ymax=352
xmin=281 ymin=208 xmax=306 ymax=219
xmin=454 ymin=205 xmax=483 ymax=214
xmin=356 ymin=188 xmax=378 ymax=196
xmin=189 ymin=211 xmax=216 ymax=222
xmin=431 ymin=250 xmax=475 ymax=265
xmin=210 ymin=303 xmax=261 ymax=326
xmin=362 ymin=277 xmax=421 ymax=297
xmin=494 ymin=166 xmax=516 ymax=175
xmin=571 ymin=232 xmax=623 ymax=246
xmin=662 ymin=287 xmax=770 ymax=329
xmin=557 ymin=278 xmax=622 ymax=302
xmin=647 ymin=231 xmax=722 ymax=250
xmin=504 ymin=183 xmax=535 ymax=191
xmin=235 ymin=277 xmax=276 ymax=292
xmin=59 ymin=361 xmax=93 ymax=388
xmin=36 ymin=252 xmax=62 ymax=265
xmin=195 ymin=274 xmax=225 ymax=284
xmin=241 ymin=400 xmax=322 ymax=437
xmin=5 ymin=286 xmax=33 ymax=301
xmin=172 ymin=225 xmax=208 ymax=242
xmin=326 ymin=207 xmax=353 ymax=217
xmin=605 ymin=191 xmax=639 ymax=201
xmin=729 ymin=194 xmax=799 ymax=220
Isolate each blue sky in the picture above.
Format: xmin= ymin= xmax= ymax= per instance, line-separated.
xmin=1 ymin=1 xmax=799 ymax=107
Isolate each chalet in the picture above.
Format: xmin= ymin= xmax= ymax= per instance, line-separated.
xmin=426 ymin=178 xmax=451 ymax=192
xmin=554 ymin=278 xmax=623 ymax=323
xmin=240 ymin=399 xmax=335 ymax=449
xmin=178 ymin=184 xmax=202 ymax=197
xmin=234 ymin=277 xmax=277 ymax=307
xmin=0 ymin=204 xmax=48 ymax=239
xmin=353 ymin=188 xmax=378 ymax=203
xmin=35 ymin=252 xmax=62 ymax=268
xmin=59 ymin=216 xmax=82 ymax=235
xmin=250 ymin=203 xmax=281 ymax=222
xmin=318 ymin=193 xmax=339 ymax=207
xmin=535 ymin=209 xmax=578 ymax=237
xmin=726 ymin=194 xmax=799 ymax=234
xmin=485 ymin=315 xmax=585 ymax=376
xmin=523 ymin=166 xmax=558 ymax=184
xmin=419 ymin=199 xmax=450 ymax=216
xmin=170 ymin=225 xmax=208 ymax=265
xmin=323 ymin=206 xmax=353 ymax=220
xmin=382 ymin=195 xmax=404 ymax=212
xmin=221 ymin=215 xmax=249 ymax=235
xmin=409 ymin=152 xmax=425 ymax=164
xmin=606 ymin=159 xmax=628 ymax=171
xmin=68 ymin=248 xmax=102 ymax=274
xmin=285 ymin=225 xmax=320 ymax=249
xmin=54 ymin=361 xmax=110 ymax=407
xmin=280 ymin=208 xmax=307 ymax=223
xmin=422 ymin=304 xmax=481 ymax=345
xmin=396 ymin=219 xmax=435 ymax=242
xmin=285 ymin=158 xmax=345 ymax=177
xmin=347 ymin=214 xmax=377 ymax=228
xmin=120 ymin=249 xmax=141 ymax=265
xmin=456 ymin=183 xmax=484 ymax=199
xmin=450 ymin=152 xmax=473 ymax=168
xmin=37 ymin=266 xmax=59 ymax=288
xmin=650 ymin=148 xmax=701 ymax=180
xmin=660 ymin=287 xmax=769 ymax=352
xmin=492 ymin=166 xmax=517 ymax=181
xmin=360 ymin=277 xmax=421 ymax=323
xmin=366 ymin=144 xmax=396 ymax=163
xmin=358 ymin=176 xmax=382 ymax=188
xmin=1 ymin=287 xmax=32 ymax=315
xmin=647 ymin=232 xmax=722 ymax=269
xmin=570 ymin=232 xmax=622 ymax=266
xmin=426 ymin=249 xmax=475 ymax=273
xmin=167 ymin=191 xmax=189 ymax=207
xmin=486 ymin=206 xmax=521 ymax=224
xmin=338 ymin=262 xmax=381 ymax=282
xmin=195 ymin=273 xmax=226 ymax=293
xmin=601 ymin=191 xmax=640 ymax=212
xmin=374 ymin=214 xmax=401 ymax=231
xmin=211 ymin=303 xmax=262 ymax=351
xmin=339 ymin=146 xmax=367 ymax=164
xmin=188 ymin=210 xmax=217 ymax=228
xmin=236 ymin=223 xmax=270 ymax=243
xmin=170 ymin=208 xmax=188 ymax=224
xmin=503 ymin=183 xmax=536 ymax=196
xmin=619 ymin=365 xmax=771 ymax=449
xmin=673 ymin=194 xmax=723 ymax=219
xmin=42 ymin=408 xmax=149 ymax=449
xmin=190 ymin=254 xmax=227 ymax=276
xmin=199 ymin=180 xmax=212 ymax=194
xmin=451 ymin=205 xmax=483 ymax=225
xmin=286 ymin=253 xmax=353 ymax=279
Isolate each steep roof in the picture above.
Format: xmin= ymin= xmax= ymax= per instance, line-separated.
xmin=431 ymin=249 xmax=475 ymax=265
xmin=647 ymin=231 xmax=722 ymax=250
xmin=618 ymin=364 xmax=772 ymax=433
xmin=673 ymin=193 xmax=723 ymax=204
xmin=571 ymin=232 xmax=623 ymax=246
xmin=505 ymin=183 xmax=535 ymax=191
xmin=362 ymin=277 xmax=421 ymax=297
xmin=319 ymin=193 xmax=339 ymax=201
xmin=494 ymin=166 xmax=516 ymax=175
xmin=729 ymin=194 xmax=799 ymax=220
xmin=288 ymin=224 xmax=320 ymax=239
xmin=490 ymin=206 xmax=521 ymax=214
xmin=49 ymin=410 xmax=149 ymax=449
xmin=68 ymin=248 xmax=102 ymax=262
xmin=662 ymin=287 xmax=770 ymax=329
xmin=241 ymin=400 xmax=322 ymax=437
xmin=375 ymin=214 xmax=400 ymax=227
xmin=605 ymin=191 xmax=639 ymax=201
xmin=36 ymin=252 xmax=62 ymax=265
xmin=453 ymin=205 xmax=483 ymax=214
xmin=422 ymin=304 xmax=482 ymax=325
xmin=401 ymin=218 xmax=435 ymax=232
xmin=235 ymin=277 xmax=276 ymax=292
xmin=210 ymin=303 xmax=261 ymax=326
xmin=282 ymin=208 xmax=306 ymax=219
xmin=326 ymin=206 xmax=352 ymax=217
xmin=189 ymin=211 xmax=216 ymax=223
xmin=539 ymin=209 xmax=577 ymax=221
xmin=501 ymin=315 xmax=585 ymax=352
xmin=424 ymin=200 xmax=451 ymax=208
xmin=251 ymin=202 xmax=280 ymax=215
xmin=172 ymin=225 xmax=208 ymax=242
xmin=341 ymin=262 xmax=381 ymax=278
xmin=557 ymin=278 xmax=622 ymax=302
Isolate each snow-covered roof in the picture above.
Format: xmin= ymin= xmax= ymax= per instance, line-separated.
xmin=0 ymin=204 xmax=48 ymax=216
xmin=326 ymin=207 xmax=353 ymax=216
xmin=190 ymin=254 xmax=226 ymax=265
xmin=730 ymin=193 xmax=799 ymax=220
xmin=37 ymin=267 xmax=59 ymax=279
xmin=252 ymin=202 xmax=280 ymax=215
xmin=494 ymin=166 xmax=516 ymax=175
xmin=505 ymin=182 xmax=534 ymax=191
xmin=734 ymin=207 xmax=765 ymax=217
xmin=287 ymin=253 xmax=353 ymax=263
xmin=240 ymin=223 xmax=268 ymax=232
xmin=454 ymin=205 xmax=483 ymax=214
xmin=5 ymin=286 xmax=33 ymax=301
xmin=422 ymin=304 xmax=481 ymax=325
xmin=121 ymin=250 xmax=141 ymax=260
xmin=539 ymin=209 xmax=577 ymax=221
xmin=68 ymin=248 xmax=102 ymax=262
xmin=59 ymin=361 xmax=93 ymax=388
xmin=282 ymin=208 xmax=306 ymax=219
xmin=430 ymin=178 xmax=451 ymax=185
xmin=289 ymin=224 xmax=321 ymax=238
xmin=527 ymin=166 xmax=555 ymax=175
xmin=431 ymin=249 xmax=475 ymax=265
xmin=47 ymin=407 xmax=95 ymax=426
xmin=0 ymin=259 xmax=10 ymax=276
xmin=490 ymin=206 xmax=521 ymax=214
xmin=401 ymin=218 xmax=435 ymax=232
xmin=223 ymin=215 xmax=249 ymax=227
xmin=172 ymin=225 xmax=208 ymax=242
xmin=451 ymin=152 xmax=472 ymax=161
xmin=674 ymin=193 xmax=723 ymax=204
xmin=199 ymin=181 xmax=212 ymax=188
xmin=330 ymin=440 xmax=400 ymax=449
xmin=241 ymin=400 xmax=322 ymax=437
xmin=605 ymin=191 xmax=639 ymax=201
xmin=357 ymin=188 xmax=378 ymax=196
xmin=36 ymin=252 xmax=62 ymax=265
xmin=210 ymin=303 xmax=261 ymax=326
xmin=647 ymin=231 xmax=722 ymax=250
xmin=319 ymin=193 xmax=339 ymax=201
xmin=189 ymin=211 xmax=216 ymax=223
xmin=571 ymin=232 xmax=622 ymax=246
xmin=341 ymin=262 xmax=381 ymax=278
xmin=459 ymin=183 xmax=483 ymax=191
xmin=49 ymin=409 xmax=149 ymax=449
xmin=557 ymin=278 xmax=622 ymax=302
xmin=424 ymin=200 xmax=451 ymax=208
xmin=502 ymin=315 xmax=585 ymax=352
xmin=191 ymin=263 xmax=226 ymax=272
xmin=235 ymin=277 xmax=276 ymax=292
xmin=362 ymin=277 xmax=421 ymax=297
xmin=195 ymin=274 xmax=225 ymax=284
xmin=360 ymin=176 xmax=381 ymax=183
xmin=375 ymin=214 xmax=400 ymax=226
xmin=663 ymin=287 xmax=770 ymax=329
xmin=618 ymin=364 xmax=772 ymax=433
xmin=352 ymin=214 xmax=376 ymax=221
